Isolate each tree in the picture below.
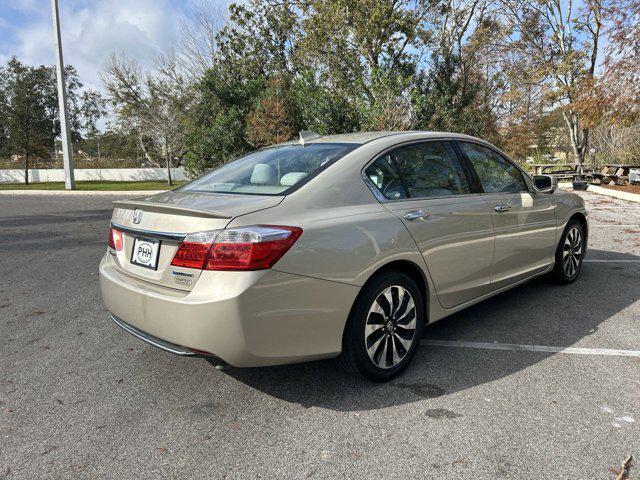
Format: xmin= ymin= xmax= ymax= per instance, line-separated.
xmin=575 ymin=0 xmax=640 ymax=126
xmin=179 ymin=0 xmax=504 ymax=174
xmin=496 ymin=0 xmax=604 ymax=173
xmin=73 ymin=90 xmax=107 ymax=140
xmin=288 ymin=69 xmax=360 ymax=135
xmin=178 ymin=0 xmax=228 ymax=81
xmin=0 ymin=74 xmax=9 ymax=158
xmin=298 ymin=0 xmax=431 ymax=129
xmin=0 ymin=57 xmax=106 ymax=182
xmin=102 ymin=54 xmax=193 ymax=185
xmin=0 ymin=58 xmax=57 ymax=184
xmin=183 ymin=0 xmax=299 ymax=175
xmin=246 ymin=78 xmax=295 ymax=147
xmin=412 ymin=53 xmax=493 ymax=137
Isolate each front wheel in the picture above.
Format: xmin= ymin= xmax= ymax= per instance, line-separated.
xmin=338 ymin=272 xmax=424 ymax=382
xmin=551 ymin=220 xmax=586 ymax=284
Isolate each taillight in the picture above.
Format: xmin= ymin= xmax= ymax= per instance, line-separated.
xmin=170 ymin=230 xmax=218 ymax=269
xmin=171 ymin=226 xmax=302 ymax=271
xmin=108 ymin=228 xmax=123 ymax=251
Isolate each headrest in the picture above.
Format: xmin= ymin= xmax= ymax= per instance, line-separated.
xmin=250 ymin=164 xmax=277 ymax=185
xmin=280 ymin=172 xmax=308 ymax=186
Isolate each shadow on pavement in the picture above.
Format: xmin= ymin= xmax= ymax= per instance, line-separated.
xmin=225 ymin=249 xmax=640 ymax=411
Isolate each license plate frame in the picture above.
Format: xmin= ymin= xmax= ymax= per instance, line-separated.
xmin=130 ymin=236 xmax=161 ymax=270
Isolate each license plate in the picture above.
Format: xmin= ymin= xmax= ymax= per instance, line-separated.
xmin=130 ymin=237 xmax=161 ymax=270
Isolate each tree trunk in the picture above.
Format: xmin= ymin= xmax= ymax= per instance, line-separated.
xmin=563 ymin=111 xmax=587 ymax=178
xmin=138 ymin=136 xmax=155 ymax=165
xmin=24 ymin=153 xmax=29 ymax=185
xmin=579 ymin=128 xmax=589 ymax=176
xmin=571 ymin=143 xmax=585 ymax=177
xmin=166 ymin=153 xmax=173 ymax=186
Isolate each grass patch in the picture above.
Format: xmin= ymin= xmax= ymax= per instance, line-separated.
xmin=0 ymin=180 xmax=186 ymax=191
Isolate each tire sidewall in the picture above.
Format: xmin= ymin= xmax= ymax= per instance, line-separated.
xmin=345 ymin=272 xmax=424 ymax=382
xmin=555 ymin=220 xmax=585 ymax=283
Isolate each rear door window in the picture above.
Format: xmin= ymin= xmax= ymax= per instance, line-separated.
xmin=365 ymin=141 xmax=470 ymax=200
xmin=364 ymin=154 xmax=407 ymax=200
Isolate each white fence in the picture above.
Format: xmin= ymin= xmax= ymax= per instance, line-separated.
xmin=0 ymin=167 xmax=187 ymax=183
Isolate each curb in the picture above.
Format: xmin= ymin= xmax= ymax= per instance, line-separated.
xmin=0 ymin=190 xmax=164 ymax=196
xmin=586 ymin=185 xmax=640 ymax=203
xmin=558 ymin=182 xmax=640 ymax=203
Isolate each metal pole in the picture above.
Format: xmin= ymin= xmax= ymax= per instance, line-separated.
xmin=51 ymin=0 xmax=75 ymax=190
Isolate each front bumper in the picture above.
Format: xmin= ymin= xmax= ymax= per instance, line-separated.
xmin=99 ymin=253 xmax=359 ymax=367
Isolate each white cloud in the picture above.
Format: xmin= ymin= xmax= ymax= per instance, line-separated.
xmin=9 ymin=0 xmax=184 ymax=92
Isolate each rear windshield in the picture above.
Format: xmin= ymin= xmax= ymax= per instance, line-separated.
xmin=179 ymin=143 xmax=360 ymax=195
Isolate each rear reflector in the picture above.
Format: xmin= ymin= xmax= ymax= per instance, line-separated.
xmin=108 ymin=228 xmax=123 ymax=251
xmin=171 ymin=226 xmax=302 ymax=271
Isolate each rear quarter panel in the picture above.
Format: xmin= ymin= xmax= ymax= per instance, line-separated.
xmin=229 ymin=202 xmax=428 ymax=287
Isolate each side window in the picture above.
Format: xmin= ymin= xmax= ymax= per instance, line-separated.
xmin=364 ymin=154 xmax=407 ymax=200
xmin=390 ymin=141 xmax=470 ymax=198
xmin=459 ymin=142 xmax=528 ymax=193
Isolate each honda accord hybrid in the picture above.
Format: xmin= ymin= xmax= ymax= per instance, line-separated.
xmin=99 ymin=131 xmax=587 ymax=381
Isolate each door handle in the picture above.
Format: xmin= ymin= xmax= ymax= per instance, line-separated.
xmin=403 ymin=210 xmax=430 ymax=221
xmin=494 ymin=203 xmax=511 ymax=213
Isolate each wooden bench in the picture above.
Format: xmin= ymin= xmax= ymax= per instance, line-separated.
xmin=587 ymin=164 xmax=640 ymax=185
xmin=530 ymin=163 xmax=592 ymax=181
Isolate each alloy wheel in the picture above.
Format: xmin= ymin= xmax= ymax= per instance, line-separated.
xmin=364 ymin=285 xmax=417 ymax=369
xmin=562 ymin=226 xmax=583 ymax=278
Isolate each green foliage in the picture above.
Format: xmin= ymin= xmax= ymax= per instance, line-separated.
xmin=0 ymin=58 xmax=57 ymax=183
xmin=412 ymin=54 xmax=490 ymax=137
xmin=183 ymin=66 xmax=266 ymax=176
xmin=289 ymin=70 xmax=362 ymax=135
xmin=180 ymin=0 xmax=501 ymax=173
xmin=185 ymin=107 xmax=249 ymax=177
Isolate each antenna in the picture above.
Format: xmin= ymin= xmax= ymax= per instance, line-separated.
xmin=299 ymin=131 xmax=321 ymax=146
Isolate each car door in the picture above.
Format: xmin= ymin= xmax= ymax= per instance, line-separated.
xmin=457 ymin=141 xmax=557 ymax=289
xmin=364 ymin=140 xmax=495 ymax=309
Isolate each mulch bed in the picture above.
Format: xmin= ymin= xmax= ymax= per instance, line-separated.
xmin=599 ymin=184 xmax=640 ymax=194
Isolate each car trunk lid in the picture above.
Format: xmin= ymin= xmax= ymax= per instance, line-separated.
xmin=108 ymin=191 xmax=283 ymax=291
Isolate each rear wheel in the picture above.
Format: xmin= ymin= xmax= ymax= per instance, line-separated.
xmin=338 ymin=272 xmax=424 ymax=382
xmin=551 ymin=219 xmax=585 ymax=284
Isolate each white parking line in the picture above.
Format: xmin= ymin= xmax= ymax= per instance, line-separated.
xmin=421 ymin=339 xmax=640 ymax=357
xmin=584 ymin=259 xmax=640 ymax=263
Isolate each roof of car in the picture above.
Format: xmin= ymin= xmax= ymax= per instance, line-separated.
xmin=283 ymin=131 xmax=487 ymax=145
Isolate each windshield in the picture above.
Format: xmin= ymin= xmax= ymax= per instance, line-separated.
xmin=179 ymin=143 xmax=360 ymax=195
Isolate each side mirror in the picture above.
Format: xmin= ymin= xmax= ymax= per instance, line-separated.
xmin=533 ymin=174 xmax=557 ymax=193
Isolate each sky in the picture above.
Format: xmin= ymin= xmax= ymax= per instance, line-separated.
xmin=0 ymin=0 xmax=213 ymax=92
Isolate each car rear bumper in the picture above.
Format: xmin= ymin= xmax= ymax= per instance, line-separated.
xmin=109 ymin=313 xmax=200 ymax=356
xmin=99 ymin=253 xmax=359 ymax=367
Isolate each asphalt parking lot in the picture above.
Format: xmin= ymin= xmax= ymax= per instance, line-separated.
xmin=1 ymin=190 xmax=639 ymax=479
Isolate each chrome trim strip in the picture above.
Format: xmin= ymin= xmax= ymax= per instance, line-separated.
xmin=109 ymin=313 xmax=197 ymax=356
xmin=110 ymin=222 xmax=186 ymax=241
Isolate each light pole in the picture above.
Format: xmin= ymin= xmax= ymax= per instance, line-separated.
xmin=51 ymin=0 xmax=75 ymax=190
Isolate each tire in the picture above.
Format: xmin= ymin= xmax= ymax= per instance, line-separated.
xmin=551 ymin=219 xmax=586 ymax=284
xmin=338 ymin=272 xmax=424 ymax=382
